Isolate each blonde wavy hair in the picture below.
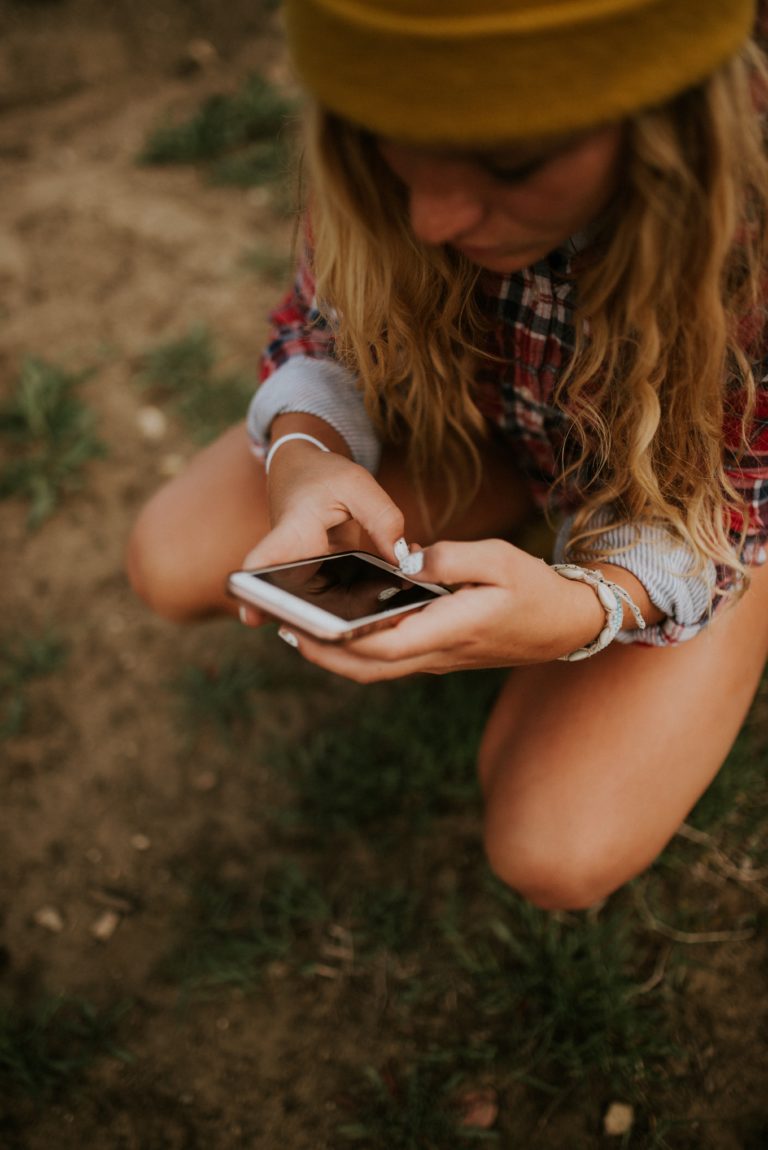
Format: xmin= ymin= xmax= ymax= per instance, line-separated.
xmin=304 ymin=41 xmax=768 ymax=585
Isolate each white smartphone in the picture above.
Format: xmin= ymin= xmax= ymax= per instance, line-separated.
xmin=227 ymin=550 xmax=450 ymax=642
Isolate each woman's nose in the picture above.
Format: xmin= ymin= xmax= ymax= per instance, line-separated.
xmin=407 ymin=185 xmax=485 ymax=246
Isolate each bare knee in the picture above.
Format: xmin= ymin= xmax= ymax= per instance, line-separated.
xmin=126 ymin=498 xmax=202 ymax=622
xmin=482 ymin=788 xmax=644 ymax=911
xmin=483 ymin=823 xmax=628 ymax=911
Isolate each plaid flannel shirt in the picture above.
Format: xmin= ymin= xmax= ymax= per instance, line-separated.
xmin=256 ymin=243 xmax=768 ymax=645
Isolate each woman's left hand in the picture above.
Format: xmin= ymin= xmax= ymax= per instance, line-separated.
xmin=278 ymin=538 xmax=606 ymax=681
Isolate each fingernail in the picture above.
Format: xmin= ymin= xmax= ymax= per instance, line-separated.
xmin=393 ymin=537 xmax=410 ymax=565
xmin=238 ymin=605 xmax=250 ymax=625
xmin=399 ymin=550 xmax=424 ymax=577
xmin=278 ymin=627 xmax=299 ymax=648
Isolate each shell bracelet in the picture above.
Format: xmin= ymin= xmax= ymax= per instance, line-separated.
xmin=552 ymin=563 xmax=646 ymax=661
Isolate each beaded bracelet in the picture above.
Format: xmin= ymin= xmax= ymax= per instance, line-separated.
xmin=264 ymin=432 xmax=331 ymax=474
xmin=552 ymin=563 xmax=646 ymax=661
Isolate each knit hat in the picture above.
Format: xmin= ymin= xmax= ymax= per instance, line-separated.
xmin=284 ymin=0 xmax=756 ymax=143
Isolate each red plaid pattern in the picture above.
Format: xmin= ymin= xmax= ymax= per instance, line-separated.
xmin=260 ymin=245 xmax=768 ymax=581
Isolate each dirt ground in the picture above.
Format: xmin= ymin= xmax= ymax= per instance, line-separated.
xmin=2 ymin=4 xmax=768 ymax=1149
xmin=0 ymin=3 xmax=353 ymax=1147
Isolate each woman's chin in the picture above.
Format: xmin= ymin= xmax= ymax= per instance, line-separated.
xmin=456 ymin=244 xmax=557 ymax=272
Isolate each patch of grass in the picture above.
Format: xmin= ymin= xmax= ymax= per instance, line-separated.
xmin=211 ymin=137 xmax=287 ymax=187
xmin=350 ymin=886 xmax=424 ymax=956
xmin=160 ymin=863 xmax=330 ymax=992
xmin=338 ymin=1063 xmax=497 ymax=1148
xmin=269 ymin=671 xmax=503 ymax=834
xmin=0 ymin=357 xmax=104 ymax=527
xmin=0 ymin=996 xmax=130 ymax=1099
xmin=0 ymin=629 xmax=68 ymax=738
xmin=140 ymin=73 xmax=296 ymax=190
xmin=443 ymin=882 xmax=678 ymax=1094
xmin=170 ymin=648 xmax=278 ymax=744
xmin=687 ymin=717 xmax=768 ymax=838
xmin=655 ymin=680 xmax=768 ymax=879
xmin=137 ymin=326 xmax=256 ymax=443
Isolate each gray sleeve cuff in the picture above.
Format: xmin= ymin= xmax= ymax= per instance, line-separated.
xmin=247 ymin=356 xmax=381 ymax=473
xmin=554 ymin=514 xmax=717 ymax=646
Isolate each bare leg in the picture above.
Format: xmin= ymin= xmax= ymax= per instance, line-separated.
xmin=128 ymin=424 xmax=768 ymax=911
xmin=126 ymin=425 xmax=272 ymax=620
xmin=126 ymin=422 xmax=534 ymax=620
xmin=477 ymin=560 xmax=768 ymax=909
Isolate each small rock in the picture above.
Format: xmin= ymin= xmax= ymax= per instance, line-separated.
xmin=603 ymin=1102 xmax=634 ymax=1136
xmin=130 ymin=833 xmax=151 ymax=852
xmin=177 ymin=38 xmax=218 ymax=74
xmin=456 ymin=1087 xmax=498 ymax=1130
xmin=89 ymin=888 xmax=136 ymax=915
xmin=90 ymin=910 xmax=121 ymax=942
xmin=137 ymin=405 xmax=167 ymax=441
xmin=34 ymin=906 xmax=64 ymax=934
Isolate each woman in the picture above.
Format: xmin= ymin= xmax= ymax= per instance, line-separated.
xmin=128 ymin=0 xmax=768 ymax=910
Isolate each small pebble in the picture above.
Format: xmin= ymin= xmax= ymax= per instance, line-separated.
xmin=178 ymin=37 xmax=218 ymax=74
xmin=89 ymin=888 xmax=135 ymax=914
xmin=136 ymin=405 xmax=167 ymax=441
xmin=91 ymin=910 xmax=121 ymax=942
xmin=457 ymin=1088 xmax=498 ymax=1130
xmin=34 ymin=906 xmax=64 ymax=933
xmin=603 ymin=1101 xmax=634 ymax=1136
xmin=130 ymin=833 xmax=151 ymax=852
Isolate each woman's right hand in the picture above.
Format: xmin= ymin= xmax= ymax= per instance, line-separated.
xmin=238 ymin=439 xmax=406 ymax=623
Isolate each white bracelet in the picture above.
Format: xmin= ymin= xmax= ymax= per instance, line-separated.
xmin=552 ymin=563 xmax=646 ymax=662
xmin=264 ymin=432 xmax=331 ymax=474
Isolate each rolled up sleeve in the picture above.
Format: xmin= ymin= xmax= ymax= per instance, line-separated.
xmin=249 ymin=230 xmax=381 ymax=472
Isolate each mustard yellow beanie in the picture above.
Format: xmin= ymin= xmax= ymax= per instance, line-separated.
xmin=284 ymin=0 xmax=756 ymax=143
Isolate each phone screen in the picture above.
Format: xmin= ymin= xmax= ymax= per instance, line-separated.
xmin=253 ymin=553 xmax=442 ymax=622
